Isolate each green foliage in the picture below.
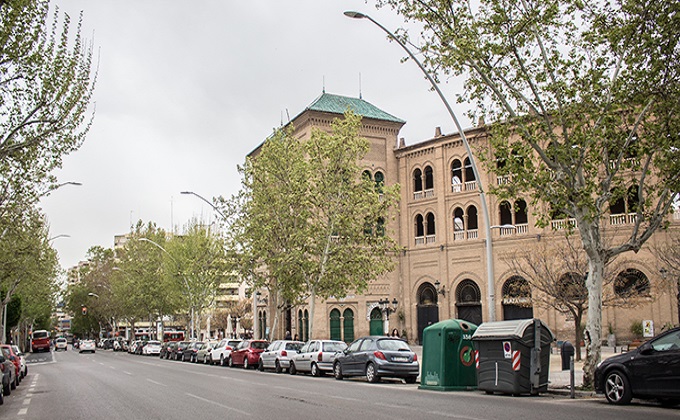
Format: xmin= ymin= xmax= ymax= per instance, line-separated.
xmin=629 ymin=320 xmax=643 ymax=337
xmin=232 ymin=111 xmax=400 ymax=336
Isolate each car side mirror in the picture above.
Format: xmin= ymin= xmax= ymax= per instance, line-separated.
xmin=638 ymin=343 xmax=654 ymax=355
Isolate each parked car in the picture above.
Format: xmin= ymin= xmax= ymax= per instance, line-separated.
xmin=142 ymin=340 xmax=162 ymax=356
xmin=290 ymin=340 xmax=347 ymax=376
xmin=174 ymin=341 xmax=192 ymax=361
xmin=182 ymin=341 xmax=205 ymax=362
xmin=210 ymin=339 xmax=241 ymax=366
xmin=159 ymin=341 xmax=176 ymax=359
xmin=79 ymin=339 xmax=96 ymax=353
xmin=10 ymin=346 xmax=27 ymax=379
xmin=0 ymin=345 xmax=20 ymax=388
xmin=333 ymin=336 xmax=419 ymax=384
xmin=0 ymin=353 xmax=16 ymax=402
xmin=134 ymin=341 xmax=149 ymax=355
xmin=229 ymin=340 xmax=269 ymax=369
xmin=595 ymin=326 xmax=680 ymax=405
xmin=54 ymin=337 xmax=68 ymax=351
xmin=259 ymin=340 xmax=304 ymax=373
xmin=196 ymin=340 xmax=218 ymax=364
xmin=127 ymin=340 xmax=140 ymax=354
xmin=0 ymin=350 xmax=17 ymax=395
xmin=113 ymin=338 xmax=127 ymax=352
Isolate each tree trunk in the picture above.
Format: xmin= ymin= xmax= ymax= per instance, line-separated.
xmin=573 ymin=310 xmax=583 ymax=362
xmin=269 ymin=288 xmax=280 ymax=341
xmin=583 ymin=254 xmax=605 ymax=388
xmin=308 ymin=287 xmax=316 ymax=340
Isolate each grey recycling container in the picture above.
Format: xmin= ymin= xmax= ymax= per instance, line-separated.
xmin=472 ymin=318 xmax=554 ymax=395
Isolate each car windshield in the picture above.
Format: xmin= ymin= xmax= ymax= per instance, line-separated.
xmin=323 ymin=342 xmax=347 ymax=352
xmin=377 ymin=339 xmax=411 ymax=351
xmin=285 ymin=342 xmax=304 ymax=351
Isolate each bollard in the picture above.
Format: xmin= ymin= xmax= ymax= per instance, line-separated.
xmin=569 ymin=355 xmax=575 ymax=399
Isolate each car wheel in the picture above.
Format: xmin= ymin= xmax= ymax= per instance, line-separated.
xmin=333 ymin=362 xmax=343 ymax=380
xmin=244 ymin=357 xmax=250 ymax=369
xmin=3 ymin=381 xmax=10 ymax=396
xmin=228 ymin=356 xmax=234 ymax=368
xmin=275 ymin=360 xmax=282 ymax=374
xmin=366 ymin=363 xmax=380 ymax=383
xmin=258 ymin=359 xmax=264 ymax=372
xmin=10 ymin=378 xmax=16 ymax=390
xmin=311 ymin=363 xmax=321 ymax=377
xmin=220 ymin=355 xmax=225 ymax=366
xmin=0 ymin=384 xmax=4 ymax=405
xmin=604 ymin=370 xmax=632 ymax=405
xmin=405 ymin=376 xmax=418 ymax=384
xmin=289 ymin=362 xmax=297 ymax=375
xmin=205 ymin=355 xmax=210 ymax=365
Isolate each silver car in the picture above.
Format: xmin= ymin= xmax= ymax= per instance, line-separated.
xmin=289 ymin=340 xmax=347 ymax=376
xmin=258 ymin=340 xmax=304 ymax=373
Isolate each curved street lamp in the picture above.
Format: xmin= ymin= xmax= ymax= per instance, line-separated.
xmin=345 ymin=11 xmax=498 ymax=321
xmin=180 ymin=191 xmax=227 ymax=220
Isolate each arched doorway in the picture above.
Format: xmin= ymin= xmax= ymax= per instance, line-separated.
xmin=329 ymin=309 xmax=341 ymax=341
xmin=343 ymin=308 xmax=355 ymax=343
xmin=502 ymin=276 xmax=533 ymax=320
xmin=417 ymin=282 xmax=439 ymax=344
xmin=456 ymin=279 xmax=483 ymax=325
xmin=369 ymin=307 xmax=383 ymax=335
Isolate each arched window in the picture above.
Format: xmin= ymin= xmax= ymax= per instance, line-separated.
xmin=362 ymin=170 xmax=372 ymax=181
xmin=374 ymin=171 xmax=385 ymax=193
xmin=424 ymin=165 xmax=434 ymax=190
xmin=342 ymin=308 xmax=354 ymax=343
xmin=467 ymin=205 xmax=478 ymax=230
xmin=426 ymin=212 xmax=436 ymax=235
xmin=455 ymin=279 xmax=483 ymax=325
xmin=415 ymin=214 xmax=425 ymax=237
xmin=515 ymin=199 xmax=528 ymax=224
xmin=329 ymin=309 xmax=341 ymax=341
xmin=453 ymin=207 xmax=465 ymax=232
xmin=614 ymin=268 xmax=650 ymax=297
xmin=627 ymin=185 xmax=639 ymax=213
xmin=414 ymin=168 xmax=423 ymax=192
xmin=464 ymin=157 xmax=475 ymax=181
xmin=502 ymin=276 xmax=533 ymax=320
xmin=376 ymin=217 xmax=385 ymax=237
xmin=451 ymin=160 xmax=463 ymax=192
xmin=303 ymin=309 xmax=309 ymax=341
xmin=499 ymin=201 xmax=512 ymax=225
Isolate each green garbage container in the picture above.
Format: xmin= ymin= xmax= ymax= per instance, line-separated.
xmin=419 ymin=319 xmax=478 ymax=391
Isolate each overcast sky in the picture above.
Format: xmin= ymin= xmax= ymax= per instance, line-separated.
xmin=39 ymin=0 xmax=471 ymax=272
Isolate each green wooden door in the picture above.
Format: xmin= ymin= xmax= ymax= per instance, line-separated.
xmin=342 ymin=308 xmax=354 ymax=343
xmin=329 ymin=309 xmax=341 ymax=341
xmin=369 ymin=307 xmax=384 ymax=335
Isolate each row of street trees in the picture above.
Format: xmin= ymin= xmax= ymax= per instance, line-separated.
xmin=64 ymin=220 xmax=231 ymax=340
xmin=0 ymin=0 xmax=96 ymax=344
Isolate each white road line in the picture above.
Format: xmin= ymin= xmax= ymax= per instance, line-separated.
xmin=122 ymin=371 xmax=132 ymax=375
xmin=146 ymin=378 xmax=166 ymax=387
xmin=23 ymin=398 xmax=30 ymax=405
xmin=186 ymin=393 xmax=251 ymax=416
xmin=18 ymin=408 xmax=27 ymax=415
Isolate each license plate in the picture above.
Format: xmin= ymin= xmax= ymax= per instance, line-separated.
xmin=393 ymin=356 xmax=408 ymax=362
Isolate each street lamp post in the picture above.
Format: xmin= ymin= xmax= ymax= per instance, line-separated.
xmin=180 ymin=191 xmax=227 ymax=220
xmin=378 ymin=297 xmax=399 ymax=335
xmin=345 ymin=11 xmax=498 ymax=321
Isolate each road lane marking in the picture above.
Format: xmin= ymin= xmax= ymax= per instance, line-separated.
xmin=146 ymin=378 xmax=166 ymax=387
xmin=18 ymin=408 xmax=27 ymax=415
xmin=186 ymin=393 xmax=251 ymax=416
xmin=426 ymin=411 xmax=487 ymax=420
xmin=23 ymin=398 xmax=30 ymax=405
xmin=123 ymin=371 xmax=132 ymax=375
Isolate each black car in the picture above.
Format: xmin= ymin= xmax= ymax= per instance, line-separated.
xmin=173 ymin=341 xmax=192 ymax=360
xmin=333 ymin=336 xmax=419 ymax=384
xmin=160 ymin=341 xmax=177 ymax=359
xmin=595 ymin=327 xmax=680 ymax=405
xmin=182 ymin=341 xmax=204 ymax=362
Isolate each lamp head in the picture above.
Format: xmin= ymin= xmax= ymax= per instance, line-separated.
xmin=344 ymin=11 xmax=366 ymax=19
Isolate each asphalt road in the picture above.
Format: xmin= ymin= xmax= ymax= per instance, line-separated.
xmin=1 ymin=347 xmax=676 ymax=420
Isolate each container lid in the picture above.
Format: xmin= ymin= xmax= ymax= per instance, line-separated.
xmin=471 ymin=319 xmax=547 ymax=340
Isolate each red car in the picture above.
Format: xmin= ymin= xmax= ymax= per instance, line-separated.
xmin=0 ymin=345 xmax=20 ymax=388
xmin=228 ymin=340 xmax=269 ymax=369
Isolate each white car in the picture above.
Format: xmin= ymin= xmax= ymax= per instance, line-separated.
xmin=259 ymin=340 xmax=305 ymax=373
xmin=210 ymin=339 xmax=241 ymax=366
xmin=79 ymin=340 xmax=96 ymax=353
xmin=289 ymin=340 xmax=347 ymax=376
xmin=142 ymin=340 xmax=162 ymax=356
xmin=55 ymin=337 xmax=68 ymax=351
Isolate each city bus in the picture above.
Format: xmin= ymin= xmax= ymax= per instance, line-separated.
xmin=163 ymin=331 xmax=184 ymax=342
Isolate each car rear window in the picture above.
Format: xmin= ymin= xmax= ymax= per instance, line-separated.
xmin=251 ymin=341 xmax=268 ymax=350
xmin=377 ymin=339 xmax=411 ymax=351
xmin=323 ymin=342 xmax=347 ymax=352
xmin=33 ymin=331 xmax=49 ymax=339
xmin=285 ymin=342 xmax=304 ymax=351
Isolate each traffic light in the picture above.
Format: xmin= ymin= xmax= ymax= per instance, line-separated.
xmin=81 ymin=306 xmax=88 ymax=316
